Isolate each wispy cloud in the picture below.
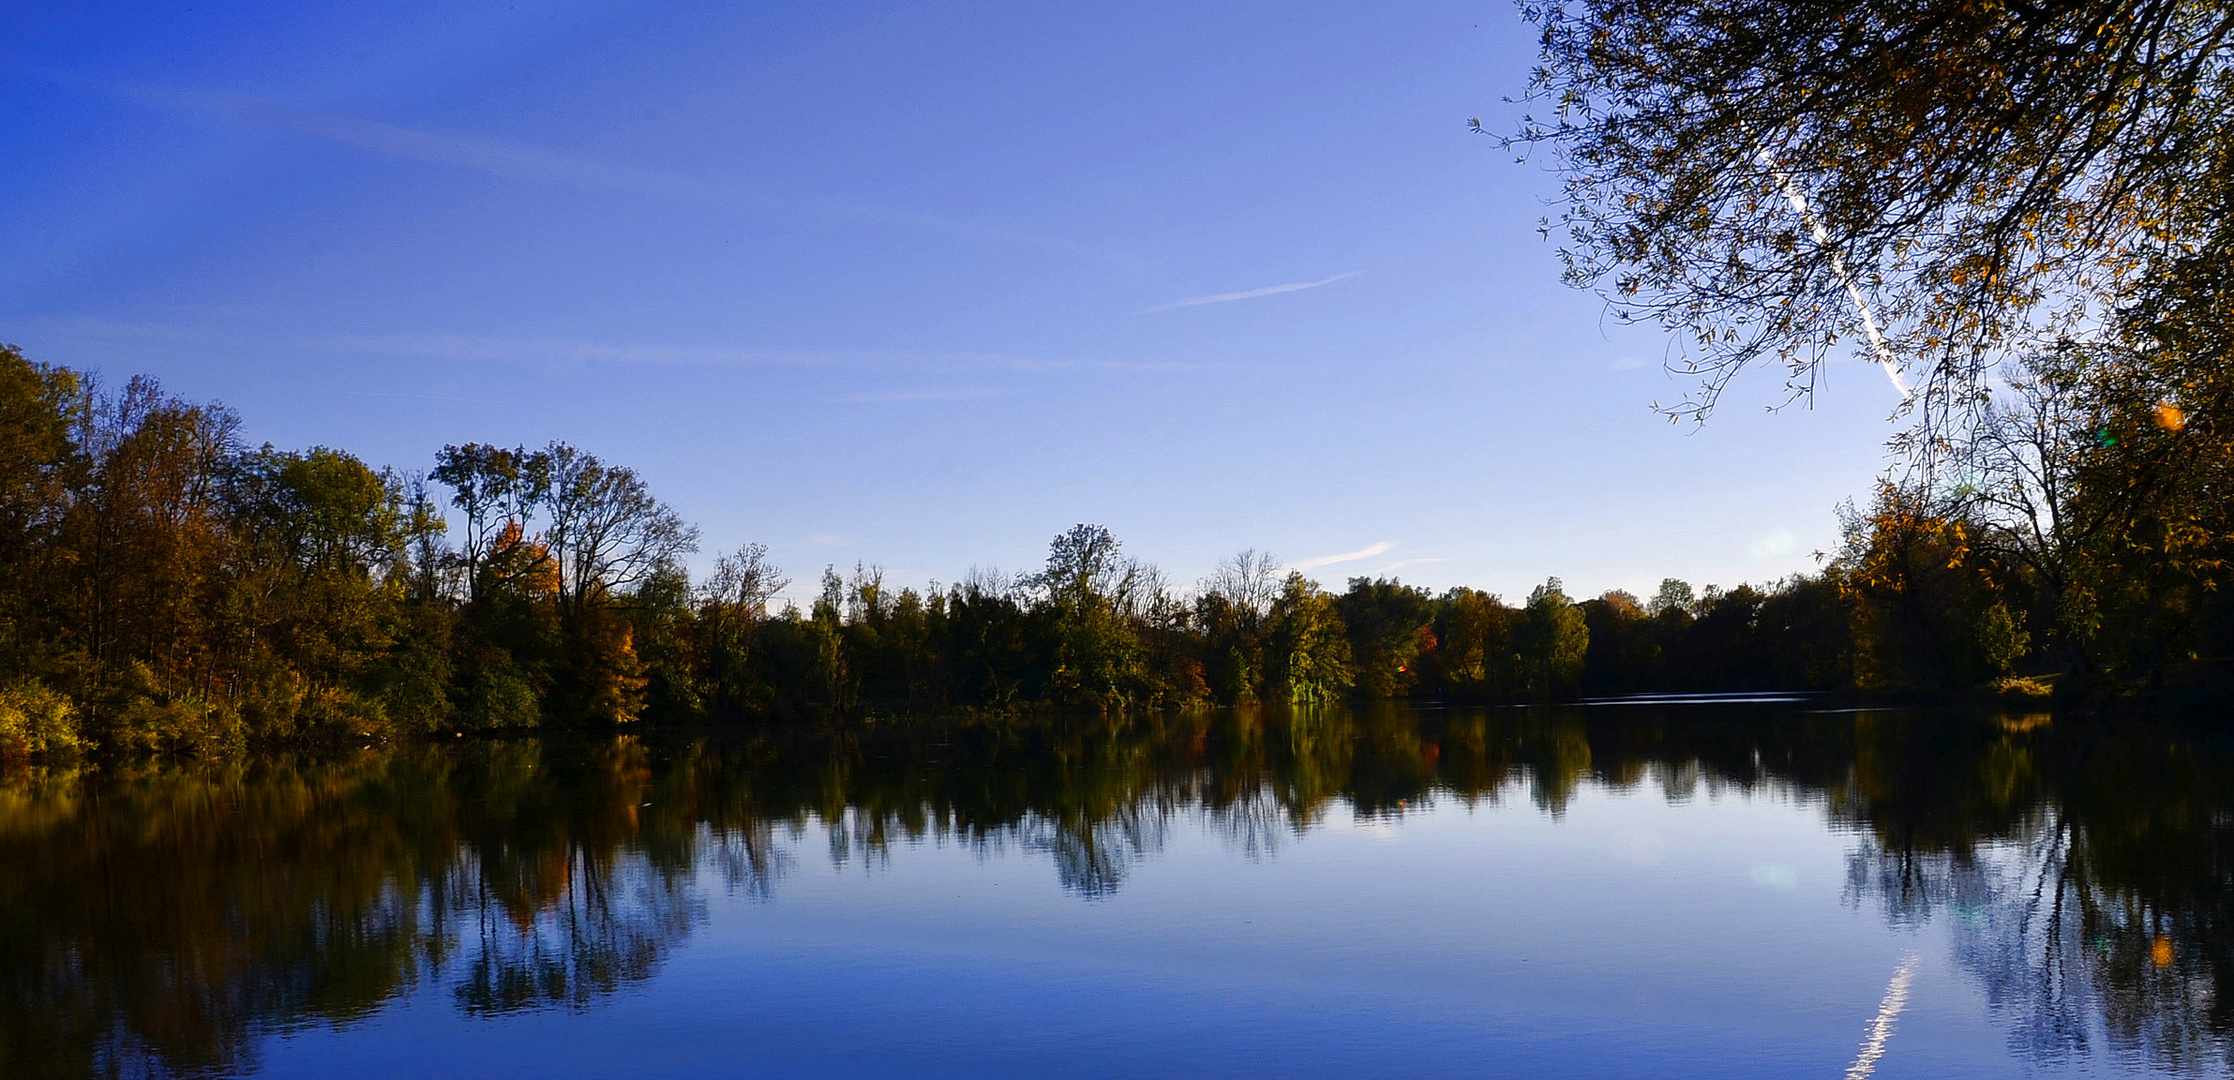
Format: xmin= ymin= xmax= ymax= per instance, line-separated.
xmin=323 ymin=334 xmax=1224 ymax=377
xmin=1290 ymin=540 xmax=1396 ymax=572
xmin=827 ymin=387 xmax=1003 ymax=404
xmin=999 ymin=355 xmax=1215 ymax=374
xmin=30 ymin=317 xmax=1216 ymax=378
xmin=238 ymin=101 xmax=723 ymax=200
xmin=81 ymin=79 xmax=1116 ymax=260
xmin=313 ymin=387 xmax=497 ymax=406
xmin=1144 ymin=271 xmax=1360 ymax=313
xmin=320 ymin=332 xmax=790 ymax=367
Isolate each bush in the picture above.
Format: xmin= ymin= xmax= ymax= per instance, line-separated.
xmin=112 ymin=693 xmax=243 ymax=755
xmin=0 ymin=684 xmax=81 ymax=759
xmin=1975 ymin=602 xmax=2032 ymax=679
xmin=298 ymin=686 xmax=392 ymax=739
xmin=461 ymin=658 xmax=543 ymax=731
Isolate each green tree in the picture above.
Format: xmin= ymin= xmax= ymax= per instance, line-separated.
xmin=431 ymin=442 xmax=529 ymax=599
xmin=1267 ymin=573 xmax=1353 ymax=704
xmin=696 ymin=542 xmax=787 ymax=719
xmin=1517 ymin=578 xmax=1590 ymax=696
xmin=1839 ymin=484 xmax=2023 ymax=690
xmin=1193 ymin=553 xmax=1281 ymax=706
xmin=537 ymin=442 xmax=697 ymax=621
xmin=1580 ymin=589 xmax=1655 ymax=693
xmin=1031 ymin=525 xmax=1154 ymax=710
xmin=63 ymin=376 xmax=243 ymax=746
xmin=226 ymin=445 xmax=410 ymax=734
xmin=1337 ymin=577 xmax=1433 ymax=699
xmin=1435 ymin=587 xmax=1522 ymax=697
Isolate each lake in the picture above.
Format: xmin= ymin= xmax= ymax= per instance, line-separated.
xmin=2 ymin=700 xmax=2227 ymax=1079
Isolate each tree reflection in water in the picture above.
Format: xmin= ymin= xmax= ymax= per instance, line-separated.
xmin=1 ymin=704 xmax=2230 ymax=1077
xmin=1840 ymin=714 xmax=2234 ymax=1075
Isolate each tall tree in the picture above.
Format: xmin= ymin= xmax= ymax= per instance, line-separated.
xmin=431 ymin=443 xmax=526 ymax=598
xmin=0 ymin=345 xmax=85 ymax=678
xmin=537 ymin=442 xmax=697 ymax=618
xmin=1517 ymin=578 xmax=1591 ymax=695
xmin=1196 ymin=550 xmax=1282 ymax=704
xmin=1267 ymin=573 xmax=1354 ymax=704
xmin=1031 ymin=524 xmax=1154 ymax=709
xmin=1337 ymin=577 xmax=1434 ymax=699
xmin=65 ymin=376 xmax=241 ymax=717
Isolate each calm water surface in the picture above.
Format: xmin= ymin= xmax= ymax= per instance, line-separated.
xmin=4 ymin=701 xmax=2229 ymax=1078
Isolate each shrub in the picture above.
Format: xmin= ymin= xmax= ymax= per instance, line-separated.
xmin=0 ymin=684 xmax=81 ymax=759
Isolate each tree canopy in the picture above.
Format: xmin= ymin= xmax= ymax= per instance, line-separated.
xmin=1509 ymin=0 xmax=2234 ymax=422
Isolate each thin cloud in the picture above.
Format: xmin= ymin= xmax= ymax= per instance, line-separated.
xmin=314 ymin=387 xmax=498 ymax=406
xmin=1144 ymin=271 xmax=1360 ymax=313
xmin=237 ymin=101 xmax=719 ymax=200
xmin=1290 ymin=540 xmax=1396 ymax=572
xmin=828 ymin=388 xmax=1003 ymax=404
xmin=29 ymin=315 xmax=261 ymax=349
xmin=30 ymin=318 xmax=1228 ymax=392
xmin=1001 ymin=356 xmax=1217 ymax=374
xmin=30 ymin=316 xmax=840 ymax=369
xmin=319 ymin=334 xmax=1214 ymax=376
xmin=85 ymin=79 xmax=1117 ymax=260
xmin=82 ymin=80 xmax=704 ymax=200
xmin=311 ymin=332 xmax=836 ymax=369
xmin=238 ymin=102 xmax=1088 ymax=254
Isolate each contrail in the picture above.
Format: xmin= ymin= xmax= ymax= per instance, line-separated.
xmin=1756 ymin=148 xmax=1915 ymax=402
xmin=1144 ymin=271 xmax=1360 ymax=312
xmin=1842 ymin=952 xmax=1921 ymax=1079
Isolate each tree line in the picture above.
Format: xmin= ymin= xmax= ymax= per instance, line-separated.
xmin=0 ymin=341 xmax=2221 ymax=755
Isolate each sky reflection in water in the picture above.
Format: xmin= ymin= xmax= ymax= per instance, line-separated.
xmin=0 ymin=702 xmax=2224 ymax=1079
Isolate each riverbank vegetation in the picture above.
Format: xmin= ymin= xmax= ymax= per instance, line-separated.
xmin=1 ymin=341 xmax=2227 ymax=756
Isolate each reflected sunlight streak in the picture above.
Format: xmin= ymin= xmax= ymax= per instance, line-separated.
xmin=1842 ymin=952 xmax=1919 ymax=1080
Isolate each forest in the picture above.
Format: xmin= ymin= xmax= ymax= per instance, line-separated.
xmin=0 ymin=334 xmax=2227 ymax=756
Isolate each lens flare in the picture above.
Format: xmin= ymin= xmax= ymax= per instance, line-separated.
xmin=2155 ymin=402 xmax=2187 ymax=432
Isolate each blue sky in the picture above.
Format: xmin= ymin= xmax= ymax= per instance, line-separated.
xmin=1 ymin=0 xmax=1906 ymax=604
